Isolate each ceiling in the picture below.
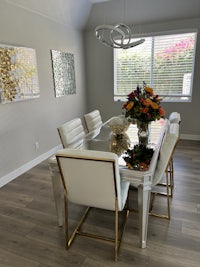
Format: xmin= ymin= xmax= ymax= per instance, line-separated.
xmin=5 ymin=0 xmax=200 ymax=31
xmin=89 ymin=0 xmax=111 ymax=2
xmin=6 ymin=0 xmax=92 ymax=30
xmin=86 ymin=0 xmax=200 ymax=30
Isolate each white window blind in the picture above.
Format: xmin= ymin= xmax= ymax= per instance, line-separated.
xmin=114 ymin=32 xmax=197 ymax=102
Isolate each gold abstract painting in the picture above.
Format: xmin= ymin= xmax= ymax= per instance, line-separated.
xmin=0 ymin=44 xmax=40 ymax=104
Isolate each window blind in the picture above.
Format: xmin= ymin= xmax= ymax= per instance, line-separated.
xmin=114 ymin=32 xmax=197 ymax=102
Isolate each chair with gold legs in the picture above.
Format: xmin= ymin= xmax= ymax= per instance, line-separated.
xmin=57 ymin=118 xmax=86 ymax=149
xmin=150 ymin=126 xmax=179 ymax=220
xmin=168 ymin=112 xmax=181 ymax=194
xmin=169 ymin=112 xmax=181 ymax=124
xmin=157 ymin=121 xmax=180 ymax=197
xmin=48 ymin=118 xmax=86 ymax=226
xmin=56 ymin=149 xmax=130 ymax=261
xmin=84 ymin=110 xmax=103 ymax=132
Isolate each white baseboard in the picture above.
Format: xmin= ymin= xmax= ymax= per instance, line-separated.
xmin=180 ymin=134 xmax=200 ymax=141
xmin=0 ymin=144 xmax=62 ymax=188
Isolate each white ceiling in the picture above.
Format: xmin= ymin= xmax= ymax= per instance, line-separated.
xmin=5 ymin=0 xmax=200 ymax=31
xmin=89 ymin=0 xmax=111 ymax=2
xmin=6 ymin=0 xmax=92 ymax=30
xmin=86 ymin=0 xmax=200 ymax=30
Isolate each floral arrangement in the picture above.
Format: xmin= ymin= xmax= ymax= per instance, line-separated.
xmin=109 ymin=115 xmax=130 ymax=135
xmin=123 ymin=145 xmax=154 ymax=171
xmin=123 ymin=82 xmax=165 ymax=123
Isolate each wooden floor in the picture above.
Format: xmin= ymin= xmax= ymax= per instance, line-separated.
xmin=0 ymin=140 xmax=200 ymax=267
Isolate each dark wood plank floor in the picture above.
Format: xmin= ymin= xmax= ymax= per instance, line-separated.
xmin=0 ymin=140 xmax=200 ymax=267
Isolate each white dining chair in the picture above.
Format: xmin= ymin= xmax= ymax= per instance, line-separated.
xmin=158 ymin=120 xmax=180 ymax=196
xmin=150 ymin=127 xmax=179 ymax=220
xmin=167 ymin=122 xmax=180 ymax=195
xmin=56 ymin=149 xmax=130 ymax=261
xmin=57 ymin=118 xmax=86 ymax=149
xmin=84 ymin=110 xmax=103 ymax=132
xmin=169 ymin=112 xmax=181 ymax=124
xmin=48 ymin=118 xmax=86 ymax=226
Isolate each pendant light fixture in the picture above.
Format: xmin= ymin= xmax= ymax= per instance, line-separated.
xmin=95 ymin=23 xmax=145 ymax=49
xmin=94 ymin=1 xmax=145 ymax=49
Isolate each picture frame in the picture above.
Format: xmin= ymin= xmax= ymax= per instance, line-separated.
xmin=51 ymin=50 xmax=76 ymax=97
xmin=0 ymin=44 xmax=40 ymax=104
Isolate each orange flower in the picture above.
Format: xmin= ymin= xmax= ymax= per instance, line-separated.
xmin=144 ymin=86 xmax=154 ymax=95
xmin=151 ymin=102 xmax=159 ymax=109
xmin=159 ymin=107 xmax=165 ymax=116
xmin=140 ymin=107 xmax=149 ymax=114
xmin=123 ymin=82 xmax=165 ymax=122
xmin=143 ymin=98 xmax=152 ymax=107
xmin=125 ymin=101 xmax=134 ymax=111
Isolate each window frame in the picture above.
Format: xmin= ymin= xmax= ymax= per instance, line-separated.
xmin=114 ymin=29 xmax=198 ymax=103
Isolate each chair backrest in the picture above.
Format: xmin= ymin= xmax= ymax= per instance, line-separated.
xmin=152 ymin=130 xmax=179 ymax=186
xmin=169 ymin=112 xmax=181 ymax=124
xmin=56 ymin=149 xmax=130 ymax=211
xmin=84 ymin=110 xmax=103 ymax=132
xmin=169 ymin=122 xmax=180 ymax=137
xmin=57 ymin=118 xmax=85 ymax=149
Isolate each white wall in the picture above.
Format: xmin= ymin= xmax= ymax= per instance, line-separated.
xmin=0 ymin=1 xmax=88 ymax=185
xmin=84 ymin=18 xmax=200 ymax=140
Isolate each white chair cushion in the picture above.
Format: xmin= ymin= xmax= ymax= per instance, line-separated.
xmin=169 ymin=112 xmax=181 ymax=124
xmin=120 ymin=180 xmax=130 ymax=210
xmin=152 ymin=132 xmax=178 ymax=186
xmin=84 ymin=110 xmax=103 ymax=132
xmin=56 ymin=149 xmax=130 ymax=211
xmin=58 ymin=118 xmax=85 ymax=148
xmin=169 ymin=122 xmax=179 ymax=138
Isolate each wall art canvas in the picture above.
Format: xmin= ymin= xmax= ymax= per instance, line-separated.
xmin=51 ymin=50 xmax=76 ymax=97
xmin=0 ymin=44 xmax=40 ymax=104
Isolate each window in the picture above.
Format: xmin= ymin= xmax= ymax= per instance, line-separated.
xmin=114 ymin=31 xmax=197 ymax=102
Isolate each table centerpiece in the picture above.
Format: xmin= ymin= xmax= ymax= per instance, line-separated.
xmin=109 ymin=115 xmax=131 ymax=155
xmin=123 ymin=144 xmax=154 ymax=171
xmin=122 ymin=81 xmax=165 ymax=146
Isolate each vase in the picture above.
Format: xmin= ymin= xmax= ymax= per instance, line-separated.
xmin=110 ymin=132 xmax=130 ymax=156
xmin=109 ymin=115 xmax=130 ymax=135
xmin=137 ymin=121 xmax=150 ymax=146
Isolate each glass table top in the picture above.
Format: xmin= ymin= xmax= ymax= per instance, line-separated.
xmin=83 ymin=119 xmax=167 ymax=168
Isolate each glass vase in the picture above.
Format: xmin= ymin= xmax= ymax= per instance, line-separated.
xmin=137 ymin=120 xmax=150 ymax=146
xmin=110 ymin=133 xmax=130 ymax=156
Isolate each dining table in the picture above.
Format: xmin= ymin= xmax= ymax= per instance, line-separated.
xmin=49 ymin=117 xmax=168 ymax=249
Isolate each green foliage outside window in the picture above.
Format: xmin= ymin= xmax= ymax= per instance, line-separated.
xmin=114 ymin=32 xmax=196 ymax=101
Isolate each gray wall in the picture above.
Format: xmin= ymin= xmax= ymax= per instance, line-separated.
xmin=84 ymin=18 xmax=200 ymax=139
xmin=0 ymin=1 xmax=88 ymax=184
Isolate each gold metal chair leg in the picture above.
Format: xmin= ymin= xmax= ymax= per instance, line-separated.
xmin=65 ymin=194 xmax=130 ymax=261
xmin=170 ymin=158 xmax=174 ymax=197
xmin=157 ymin=156 xmax=175 ymax=198
xmin=115 ymin=201 xmax=118 ymax=261
xmin=166 ymin=171 xmax=170 ymax=220
xmin=65 ymin=195 xmax=91 ymax=248
xmin=150 ymin=170 xmax=171 ymax=220
xmin=116 ymin=208 xmax=130 ymax=260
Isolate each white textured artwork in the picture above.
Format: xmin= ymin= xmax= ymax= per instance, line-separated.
xmin=0 ymin=44 xmax=40 ymax=104
xmin=51 ymin=50 xmax=76 ymax=97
